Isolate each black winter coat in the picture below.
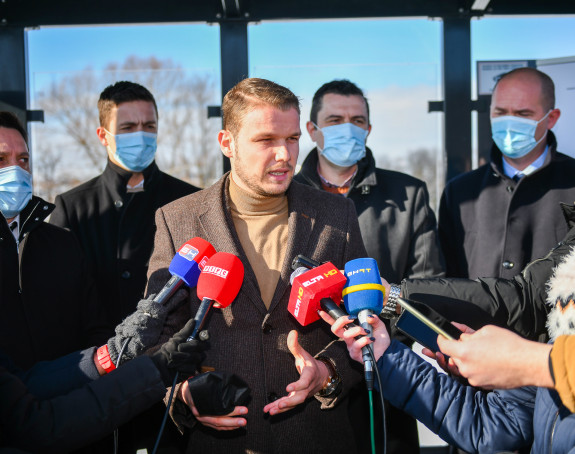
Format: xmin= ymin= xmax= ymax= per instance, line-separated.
xmin=439 ymin=132 xmax=575 ymax=279
xmin=404 ymin=203 xmax=575 ymax=341
xmin=50 ymin=161 xmax=199 ymax=326
xmin=0 ymin=347 xmax=166 ymax=453
xmin=0 ymin=197 xmax=110 ymax=370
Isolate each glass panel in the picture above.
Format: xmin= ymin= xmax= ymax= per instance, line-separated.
xmin=471 ymin=16 xmax=575 ymax=161
xmin=249 ymin=18 xmax=443 ymax=208
xmin=27 ymin=24 xmax=221 ymax=201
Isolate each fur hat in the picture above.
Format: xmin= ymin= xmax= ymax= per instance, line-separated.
xmin=546 ymin=246 xmax=575 ymax=341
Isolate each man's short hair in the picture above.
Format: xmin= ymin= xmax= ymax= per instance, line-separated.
xmin=495 ymin=67 xmax=555 ymax=112
xmin=310 ymin=79 xmax=370 ymax=125
xmin=98 ymin=81 xmax=158 ymax=129
xmin=222 ymin=78 xmax=300 ymax=137
xmin=0 ymin=111 xmax=28 ymax=145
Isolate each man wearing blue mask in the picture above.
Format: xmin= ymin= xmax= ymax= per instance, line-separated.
xmin=295 ymin=79 xmax=444 ymax=454
xmin=50 ymin=81 xmax=199 ymax=453
xmin=0 ymin=111 xmax=110 ymax=370
xmin=438 ymin=67 xmax=575 ymax=280
xmin=51 ymin=81 xmax=199 ymax=327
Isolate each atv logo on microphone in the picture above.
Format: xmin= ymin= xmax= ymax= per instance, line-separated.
xmin=179 ymin=244 xmax=199 ymax=262
xmin=203 ymin=265 xmax=229 ymax=278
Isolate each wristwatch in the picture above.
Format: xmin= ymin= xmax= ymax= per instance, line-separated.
xmin=381 ymin=283 xmax=401 ymax=319
xmin=316 ymin=356 xmax=341 ymax=398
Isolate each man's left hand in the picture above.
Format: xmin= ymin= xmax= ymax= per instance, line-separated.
xmin=263 ymin=330 xmax=329 ymax=416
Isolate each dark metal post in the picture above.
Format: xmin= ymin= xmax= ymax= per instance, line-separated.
xmin=0 ymin=27 xmax=28 ymax=126
xmin=219 ymin=20 xmax=249 ymax=173
xmin=442 ymin=16 xmax=472 ymax=181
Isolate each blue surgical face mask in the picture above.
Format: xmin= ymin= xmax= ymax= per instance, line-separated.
xmin=491 ymin=111 xmax=551 ymax=159
xmin=314 ymin=122 xmax=369 ymax=167
xmin=0 ymin=165 xmax=33 ymax=219
xmin=107 ymin=130 xmax=157 ymax=172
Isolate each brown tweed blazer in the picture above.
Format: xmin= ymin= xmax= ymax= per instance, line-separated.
xmin=146 ymin=173 xmax=367 ymax=454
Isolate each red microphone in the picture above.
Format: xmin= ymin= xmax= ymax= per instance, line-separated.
xmin=187 ymin=252 xmax=244 ymax=341
xmin=288 ymin=262 xmax=346 ymax=326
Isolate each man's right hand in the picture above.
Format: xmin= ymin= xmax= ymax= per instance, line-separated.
xmin=437 ymin=324 xmax=554 ymax=389
xmin=178 ymin=380 xmax=248 ymax=430
xmin=421 ymin=321 xmax=474 ymax=378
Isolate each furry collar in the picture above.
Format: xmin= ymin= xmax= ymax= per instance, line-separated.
xmin=546 ymin=246 xmax=575 ymax=341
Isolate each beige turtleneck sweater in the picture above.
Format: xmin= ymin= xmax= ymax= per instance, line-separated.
xmin=228 ymin=176 xmax=289 ymax=309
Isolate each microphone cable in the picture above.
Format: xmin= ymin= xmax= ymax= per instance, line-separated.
xmin=151 ymin=372 xmax=179 ymax=454
xmin=340 ymin=315 xmax=386 ymax=454
xmin=366 ymin=342 xmax=386 ymax=454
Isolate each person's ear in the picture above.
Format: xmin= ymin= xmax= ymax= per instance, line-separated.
xmin=218 ymin=130 xmax=234 ymax=158
xmin=547 ymin=109 xmax=561 ymax=130
xmin=96 ymin=127 xmax=109 ymax=147
xmin=306 ymin=121 xmax=319 ymax=142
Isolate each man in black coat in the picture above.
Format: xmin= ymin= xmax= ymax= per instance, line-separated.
xmin=50 ymin=81 xmax=200 ymax=326
xmin=295 ymin=80 xmax=444 ymax=454
xmin=50 ymin=81 xmax=200 ymax=453
xmin=439 ymin=67 xmax=575 ymax=279
xmin=0 ymin=112 xmax=110 ymax=370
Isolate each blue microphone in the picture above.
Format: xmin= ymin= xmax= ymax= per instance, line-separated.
xmin=153 ymin=238 xmax=216 ymax=305
xmin=343 ymin=258 xmax=385 ymax=390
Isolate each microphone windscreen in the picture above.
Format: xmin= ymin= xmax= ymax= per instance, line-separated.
xmin=289 ymin=267 xmax=309 ymax=285
xmin=343 ymin=258 xmax=384 ymax=316
xmin=197 ymin=252 xmax=244 ymax=308
xmin=169 ymin=237 xmax=216 ymax=287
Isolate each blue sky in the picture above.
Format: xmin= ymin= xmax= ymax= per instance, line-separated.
xmin=25 ymin=15 xmax=575 ymax=182
xmin=27 ymin=16 xmax=575 ymax=87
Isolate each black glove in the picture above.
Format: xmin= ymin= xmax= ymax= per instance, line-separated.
xmin=107 ymin=289 xmax=189 ymax=365
xmin=149 ymin=318 xmax=208 ymax=387
xmin=187 ymin=371 xmax=251 ymax=415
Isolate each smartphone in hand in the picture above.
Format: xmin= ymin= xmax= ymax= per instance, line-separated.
xmin=395 ymin=297 xmax=462 ymax=352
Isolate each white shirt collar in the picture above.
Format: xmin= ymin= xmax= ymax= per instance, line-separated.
xmin=502 ymin=145 xmax=549 ymax=179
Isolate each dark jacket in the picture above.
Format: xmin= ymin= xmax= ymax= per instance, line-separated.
xmin=376 ymin=340 xmax=575 ymax=454
xmin=50 ymin=160 xmax=199 ymax=326
xmin=295 ymin=148 xmax=444 ymax=283
xmin=439 ymin=132 xmax=575 ymax=279
xmin=0 ymin=347 xmax=166 ymax=453
xmin=404 ymin=203 xmax=575 ymax=340
xmin=0 ymin=196 xmax=109 ymax=370
xmin=147 ymin=174 xmax=367 ymax=454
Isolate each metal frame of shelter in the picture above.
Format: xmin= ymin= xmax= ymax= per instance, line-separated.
xmin=1 ymin=0 xmax=574 ymax=180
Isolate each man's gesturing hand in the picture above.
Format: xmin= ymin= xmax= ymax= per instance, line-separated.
xmin=263 ymin=330 xmax=330 ymax=416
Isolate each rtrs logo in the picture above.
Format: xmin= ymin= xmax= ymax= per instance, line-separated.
xmin=346 ymin=268 xmax=372 ymax=277
xmin=198 ymin=256 xmax=209 ymax=269
xmin=179 ymin=244 xmax=199 ymax=262
xmin=302 ymin=275 xmax=324 ymax=287
xmin=294 ymin=286 xmax=304 ymax=317
xmin=203 ymin=265 xmax=229 ymax=278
